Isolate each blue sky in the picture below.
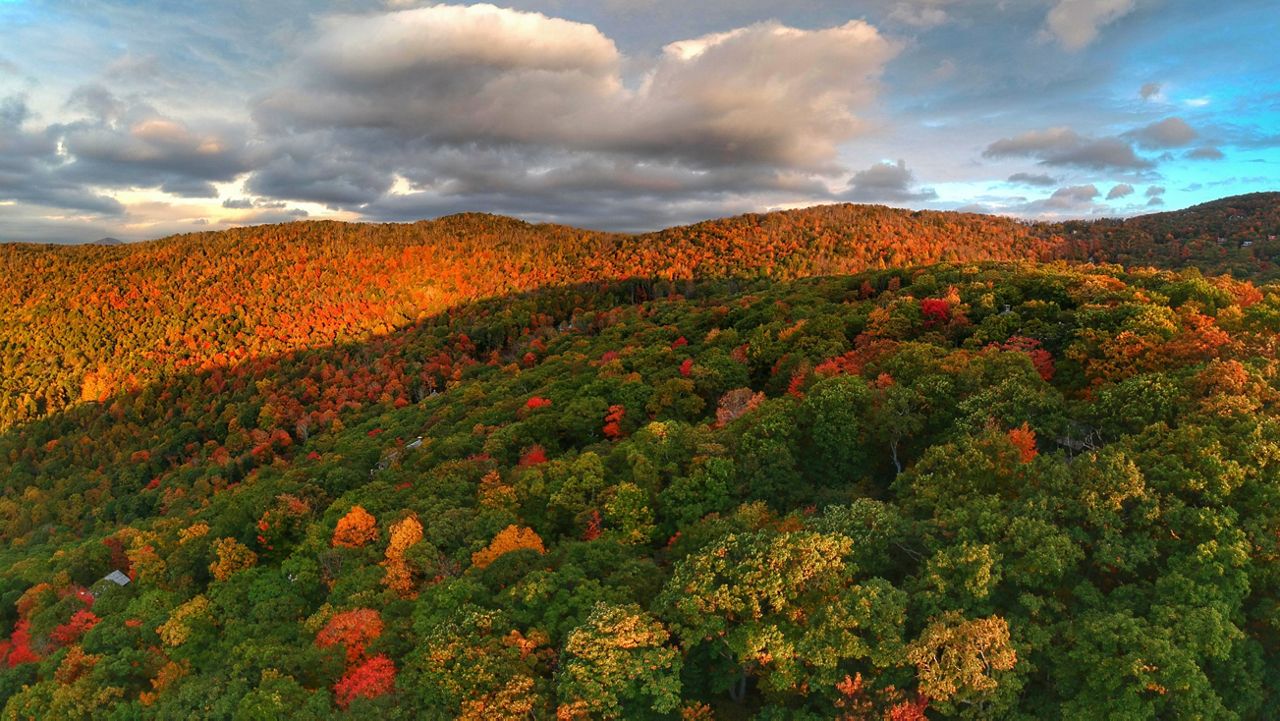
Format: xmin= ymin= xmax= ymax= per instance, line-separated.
xmin=0 ymin=0 xmax=1276 ymax=242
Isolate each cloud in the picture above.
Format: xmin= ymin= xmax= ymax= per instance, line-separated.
xmin=160 ymin=179 xmax=219 ymax=198
xmin=984 ymin=127 xmax=1154 ymax=170
xmin=1147 ymin=196 xmax=1165 ymax=206
xmin=842 ymin=159 xmax=937 ymax=202
xmin=888 ymin=1 xmax=951 ymax=28
xmin=247 ymin=4 xmax=899 ymax=215
xmin=0 ymin=94 xmax=125 ymax=216
xmin=55 ymin=86 xmax=257 ymax=193
xmin=1016 ymin=183 xmax=1104 ymax=214
xmin=1007 ymin=172 xmax=1057 ymax=187
xmin=1146 ymin=184 xmax=1165 ymax=197
xmin=1045 ymin=184 xmax=1100 ymax=207
xmin=1106 ymin=183 xmax=1134 ymax=199
xmin=352 ymin=148 xmax=833 ymax=231
xmin=1139 ymin=82 xmax=1163 ymax=101
xmin=1126 ymin=117 xmax=1197 ymax=149
xmin=1043 ymin=0 xmax=1137 ymax=50
xmin=246 ymin=135 xmax=395 ymax=207
xmin=222 ymin=197 xmax=287 ymax=209
xmin=1186 ymin=146 xmax=1224 ymax=160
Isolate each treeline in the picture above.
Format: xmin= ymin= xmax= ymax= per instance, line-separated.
xmin=2 ymin=261 xmax=1279 ymax=718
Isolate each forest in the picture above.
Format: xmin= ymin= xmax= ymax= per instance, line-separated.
xmin=1 ymin=194 xmax=1280 ymax=719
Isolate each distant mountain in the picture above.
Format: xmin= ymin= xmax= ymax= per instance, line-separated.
xmin=92 ymin=236 xmax=124 ymax=245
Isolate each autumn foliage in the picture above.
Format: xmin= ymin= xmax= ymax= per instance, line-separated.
xmin=2 ymin=199 xmax=1280 ymax=717
xmin=317 ymin=609 xmax=384 ymax=663
xmin=472 ymin=525 xmax=546 ymax=569
xmin=602 ymin=405 xmax=626 ymax=439
xmin=333 ymin=505 xmax=379 ymax=548
xmin=334 ymin=654 xmax=396 ymax=708
xmin=50 ymin=610 xmax=100 ymax=646
xmin=1007 ymin=423 xmax=1038 ymax=463
xmin=208 ymin=538 xmax=257 ymax=582
xmin=382 ymin=515 xmax=424 ymax=597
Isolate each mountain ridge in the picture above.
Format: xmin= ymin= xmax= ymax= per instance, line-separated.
xmin=2 ymin=192 xmax=1277 ymax=431
xmin=10 ymin=191 xmax=1279 ymax=250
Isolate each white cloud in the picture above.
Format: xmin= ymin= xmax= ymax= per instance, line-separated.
xmin=254 ymin=5 xmax=899 ymax=174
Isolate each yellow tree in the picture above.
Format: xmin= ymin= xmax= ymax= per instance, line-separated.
xmin=209 ymin=538 xmax=257 ymax=582
xmin=557 ymin=603 xmax=682 ymax=719
xmin=382 ymin=515 xmax=424 ymax=597
xmin=471 ymin=525 xmax=546 ymax=569
xmin=907 ymin=612 xmax=1017 ymax=707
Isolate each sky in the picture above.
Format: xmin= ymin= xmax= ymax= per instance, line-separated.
xmin=0 ymin=0 xmax=1276 ymax=243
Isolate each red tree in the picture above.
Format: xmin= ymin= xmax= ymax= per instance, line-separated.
xmin=603 ymin=405 xmax=625 ymax=439
xmin=50 ymin=609 xmax=100 ymax=646
xmin=333 ymin=654 xmax=396 ymax=708
xmin=316 ymin=608 xmax=384 ymax=663
xmin=519 ymin=445 xmax=548 ymax=466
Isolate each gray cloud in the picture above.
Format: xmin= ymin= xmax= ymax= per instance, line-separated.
xmin=160 ymin=179 xmax=219 ymax=198
xmin=6 ymin=84 xmax=261 ymax=207
xmin=246 ymin=135 xmax=395 ymax=208
xmin=1043 ymin=0 xmax=1138 ymax=50
xmin=1106 ymin=183 xmax=1134 ymax=199
xmin=984 ymin=127 xmax=1155 ymax=170
xmin=1146 ymin=184 xmax=1165 ymax=196
xmin=842 ymin=159 xmax=937 ymax=202
xmin=1046 ymin=184 xmax=1100 ymax=207
xmin=1015 ymin=183 xmax=1105 ymax=214
xmin=1140 ymin=82 xmax=1163 ymax=100
xmin=352 ymin=145 xmax=833 ymax=231
xmin=1186 ymin=145 xmax=1224 ymax=160
xmin=1007 ymin=172 xmax=1058 ymax=187
xmin=1 ymin=84 xmax=252 ymax=223
xmin=1127 ymin=117 xmax=1197 ymax=149
xmin=0 ymin=95 xmax=126 ymax=216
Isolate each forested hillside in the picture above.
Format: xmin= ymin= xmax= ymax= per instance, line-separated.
xmin=4 ymin=253 xmax=1280 ymax=718
xmin=2 ymin=195 xmax=1280 ymax=719
xmin=4 ymin=195 xmax=1278 ymax=433
xmin=1059 ymin=192 xmax=1280 ymax=277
